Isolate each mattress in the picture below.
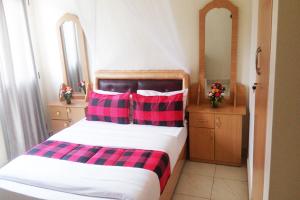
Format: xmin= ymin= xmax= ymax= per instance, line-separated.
xmin=0 ymin=119 xmax=187 ymax=200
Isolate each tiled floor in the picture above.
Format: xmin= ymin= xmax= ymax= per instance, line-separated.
xmin=173 ymin=161 xmax=249 ymax=200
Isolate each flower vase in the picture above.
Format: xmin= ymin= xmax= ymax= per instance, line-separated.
xmin=66 ymin=98 xmax=71 ymax=105
xmin=211 ymin=100 xmax=219 ymax=108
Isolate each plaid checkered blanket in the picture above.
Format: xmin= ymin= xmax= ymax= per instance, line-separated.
xmin=26 ymin=140 xmax=171 ymax=192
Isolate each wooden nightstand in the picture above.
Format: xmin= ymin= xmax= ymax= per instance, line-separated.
xmin=48 ymin=100 xmax=87 ymax=134
xmin=188 ymin=103 xmax=246 ymax=166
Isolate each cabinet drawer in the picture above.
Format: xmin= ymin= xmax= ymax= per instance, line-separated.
xmin=50 ymin=120 xmax=70 ymax=133
xmin=67 ymin=107 xmax=86 ymax=125
xmin=189 ymin=127 xmax=214 ymax=161
xmin=49 ymin=106 xmax=68 ymax=120
xmin=189 ymin=113 xmax=214 ymax=128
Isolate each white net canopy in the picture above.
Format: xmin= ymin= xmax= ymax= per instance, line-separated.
xmin=95 ymin=0 xmax=190 ymax=73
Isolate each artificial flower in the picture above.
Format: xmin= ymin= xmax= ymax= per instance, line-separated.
xmin=208 ymin=82 xmax=225 ymax=108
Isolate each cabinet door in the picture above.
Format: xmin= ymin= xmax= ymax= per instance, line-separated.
xmin=50 ymin=120 xmax=70 ymax=134
xmin=67 ymin=107 xmax=86 ymax=124
xmin=189 ymin=127 xmax=214 ymax=161
xmin=215 ymin=114 xmax=242 ymax=164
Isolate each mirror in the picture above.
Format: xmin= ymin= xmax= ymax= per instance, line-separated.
xmin=57 ymin=14 xmax=89 ymax=98
xmin=205 ymin=8 xmax=232 ymax=96
xmin=198 ymin=0 xmax=238 ymax=104
xmin=60 ymin=21 xmax=83 ymax=92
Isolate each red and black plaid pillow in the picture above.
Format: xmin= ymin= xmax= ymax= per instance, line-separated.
xmin=86 ymin=92 xmax=130 ymax=124
xmin=132 ymin=93 xmax=184 ymax=127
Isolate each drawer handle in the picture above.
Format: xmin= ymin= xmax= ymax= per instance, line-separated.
xmin=64 ymin=122 xmax=69 ymax=127
xmin=56 ymin=111 xmax=60 ymax=116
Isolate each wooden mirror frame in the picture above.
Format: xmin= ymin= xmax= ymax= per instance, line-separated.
xmin=57 ymin=13 xmax=90 ymax=100
xmin=197 ymin=0 xmax=238 ymax=104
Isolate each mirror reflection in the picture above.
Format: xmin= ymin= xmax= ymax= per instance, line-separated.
xmin=205 ymin=8 xmax=232 ymax=96
xmin=60 ymin=21 xmax=83 ymax=93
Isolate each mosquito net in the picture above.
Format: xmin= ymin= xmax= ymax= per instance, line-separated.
xmin=95 ymin=0 xmax=190 ymax=73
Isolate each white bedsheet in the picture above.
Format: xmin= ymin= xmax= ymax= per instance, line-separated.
xmin=0 ymin=119 xmax=187 ymax=200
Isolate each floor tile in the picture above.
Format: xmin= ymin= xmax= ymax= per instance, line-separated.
xmin=183 ymin=161 xmax=216 ymax=177
xmin=172 ymin=194 xmax=208 ymax=200
xmin=214 ymin=165 xmax=247 ymax=181
xmin=211 ymin=178 xmax=249 ymax=200
xmin=175 ymin=173 xmax=213 ymax=199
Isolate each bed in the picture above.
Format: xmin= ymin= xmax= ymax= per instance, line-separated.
xmin=0 ymin=70 xmax=189 ymax=200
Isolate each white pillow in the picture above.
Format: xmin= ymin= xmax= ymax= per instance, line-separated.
xmin=137 ymin=89 xmax=188 ymax=109
xmin=94 ymin=90 xmax=121 ymax=95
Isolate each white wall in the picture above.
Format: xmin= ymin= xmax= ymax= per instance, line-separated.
xmin=29 ymin=0 xmax=96 ymax=103
xmin=29 ymin=0 xmax=252 ymax=103
xmin=0 ymin=123 xmax=7 ymax=167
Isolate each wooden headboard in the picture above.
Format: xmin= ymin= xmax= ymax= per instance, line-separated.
xmin=93 ymin=70 xmax=189 ymax=93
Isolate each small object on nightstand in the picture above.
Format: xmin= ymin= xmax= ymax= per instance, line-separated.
xmin=60 ymin=85 xmax=73 ymax=105
xmin=208 ymin=82 xmax=225 ymax=108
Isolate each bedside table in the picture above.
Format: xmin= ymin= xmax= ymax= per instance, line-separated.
xmin=48 ymin=100 xmax=87 ymax=134
xmin=188 ymin=103 xmax=246 ymax=166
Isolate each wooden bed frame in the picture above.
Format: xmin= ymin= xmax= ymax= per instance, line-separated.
xmin=160 ymin=144 xmax=186 ymax=200
xmin=93 ymin=70 xmax=189 ymax=200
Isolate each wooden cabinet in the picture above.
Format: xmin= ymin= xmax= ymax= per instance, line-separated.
xmin=190 ymin=127 xmax=214 ymax=161
xmin=188 ymin=103 xmax=245 ymax=166
xmin=48 ymin=101 xmax=87 ymax=134
xmin=215 ymin=114 xmax=242 ymax=164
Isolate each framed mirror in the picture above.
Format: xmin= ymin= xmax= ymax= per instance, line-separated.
xmin=57 ymin=13 xmax=90 ymax=99
xmin=198 ymin=0 xmax=238 ymax=104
